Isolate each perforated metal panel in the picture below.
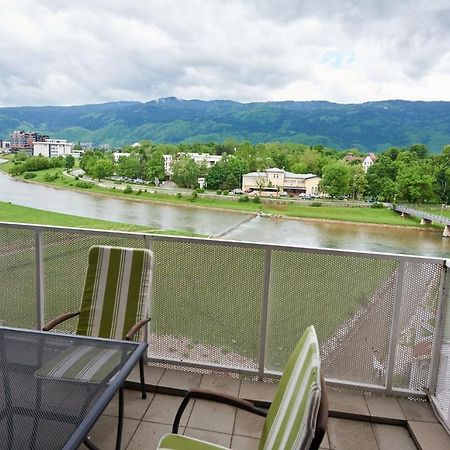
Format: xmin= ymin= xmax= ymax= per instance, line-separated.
xmin=0 ymin=228 xmax=37 ymax=328
xmin=392 ymin=261 xmax=442 ymax=391
xmin=436 ymin=285 xmax=450 ymax=419
xmin=0 ymin=223 xmax=448 ymax=398
xmin=43 ymin=231 xmax=145 ymax=333
xmin=149 ymin=240 xmax=265 ymax=369
xmin=267 ymin=250 xmax=398 ymax=386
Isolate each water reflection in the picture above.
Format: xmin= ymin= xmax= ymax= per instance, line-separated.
xmin=225 ymin=216 xmax=450 ymax=258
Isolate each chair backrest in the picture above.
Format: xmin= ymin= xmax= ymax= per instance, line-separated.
xmin=76 ymin=245 xmax=154 ymax=341
xmin=259 ymin=326 xmax=322 ymax=450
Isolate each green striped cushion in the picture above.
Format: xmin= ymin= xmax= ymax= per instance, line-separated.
xmin=259 ymin=325 xmax=321 ymax=450
xmin=76 ymin=246 xmax=153 ymax=341
xmin=35 ymin=345 xmax=122 ymax=383
xmin=158 ymin=434 xmax=228 ymax=449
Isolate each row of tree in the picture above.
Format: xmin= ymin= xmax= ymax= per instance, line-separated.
xmin=14 ymin=140 xmax=449 ymax=204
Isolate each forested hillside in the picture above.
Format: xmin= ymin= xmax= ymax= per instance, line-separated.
xmin=0 ymin=98 xmax=449 ymax=152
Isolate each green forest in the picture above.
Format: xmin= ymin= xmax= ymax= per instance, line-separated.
xmin=1 ymin=98 xmax=450 ymax=151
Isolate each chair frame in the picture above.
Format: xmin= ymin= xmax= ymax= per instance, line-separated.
xmin=170 ymin=375 xmax=328 ymax=450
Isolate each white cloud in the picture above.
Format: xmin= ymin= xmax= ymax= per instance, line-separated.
xmin=0 ymin=0 xmax=449 ymax=106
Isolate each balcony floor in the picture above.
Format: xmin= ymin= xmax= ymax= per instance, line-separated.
xmin=81 ymin=365 xmax=450 ymax=450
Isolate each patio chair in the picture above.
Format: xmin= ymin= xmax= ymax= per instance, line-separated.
xmin=158 ymin=325 xmax=328 ymax=450
xmin=43 ymin=245 xmax=154 ymax=399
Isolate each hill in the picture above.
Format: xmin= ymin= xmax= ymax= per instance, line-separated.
xmin=0 ymin=98 xmax=449 ymax=152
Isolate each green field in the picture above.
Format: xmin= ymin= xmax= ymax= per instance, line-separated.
xmin=0 ymin=201 xmax=203 ymax=236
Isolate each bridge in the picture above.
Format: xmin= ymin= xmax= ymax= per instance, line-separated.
xmin=393 ymin=204 xmax=450 ymax=237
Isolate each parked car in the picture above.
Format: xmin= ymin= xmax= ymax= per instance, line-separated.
xmin=232 ymin=189 xmax=244 ymax=194
xmin=279 ymin=191 xmax=288 ymax=197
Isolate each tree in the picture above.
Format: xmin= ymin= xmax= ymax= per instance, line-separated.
xmin=205 ymin=156 xmax=249 ymax=190
xmin=146 ymin=150 xmax=165 ymax=183
xmin=172 ymin=156 xmax=200 ymax=188
xmin=365 ymin=151 xmax=399 ymax=201
xmin=91 ymin=159 xmax=114 ymax=181
xmin=348 ymin=165 xmax=367 ymax=200
xmin=64 ymin=154 xmax=75 ymax=169
xmin=434 ymin=145 xmax=450 ymax=204
xmin=116 ymin=156 xmax=142 ymax=180
xmin=319 ymin=161 xmax=351 ymax=197
xmin=396 ymin=160 xmax=436 ymax=203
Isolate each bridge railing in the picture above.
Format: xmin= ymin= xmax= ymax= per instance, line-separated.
xmin=395 ymin=204 xmax=450 ymax=226
xmin=0 ymin=221 xmax=449 ymax=407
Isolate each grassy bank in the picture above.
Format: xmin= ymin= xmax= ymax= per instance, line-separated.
xmin=0 ymin=163 xmax=437 ymax=229
xmin=0 ymin=201 xmax=202 ymax=236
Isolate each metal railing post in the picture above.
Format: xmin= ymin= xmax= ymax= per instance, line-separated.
xmin=34 ymin=230 xmax=45 ymax=330
xmin=258 ymin=248 xmax=272 ymax=379
xmin=385 ymin=260 xmax=405 ymax=392
xmin=428 ymin=259 xmax=450 ymax=394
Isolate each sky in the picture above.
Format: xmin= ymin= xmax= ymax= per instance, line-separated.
xmin=1 ymin=0 xmax=449 ymax=107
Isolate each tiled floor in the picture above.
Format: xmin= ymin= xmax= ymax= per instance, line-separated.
xmin=82 ymin=366 xmax=450 ymax=449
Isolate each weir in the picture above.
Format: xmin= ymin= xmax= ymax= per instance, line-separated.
xmin=212 ymin=212 xmax=259 ymax=238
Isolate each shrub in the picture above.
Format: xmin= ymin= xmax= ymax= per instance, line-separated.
xmin=124 ymin=185 xmax=133 ymax=194
xmin=238 ymin=195 xmax=249 ymax=202
xmin=176 ymin=192 xmax=182 ymax=199
xmin=216 ymin=190 xmax=222 ymax=195
xmin=371 ymin=202 xmax=384 ymax=209
xmin=253 ymin=196 xmax=261 ymax=203
xmin=75 ymin=180 xmax=94 ymax=189
xmin=222 ymin=189 xmax=229 ymax=196
xmin=195 ymin=188 xmax=204 ymax=193
xmin=189 ymin=190 xmax=198 ymax=201
xmin=136 ymin=189 xmax=143 ymax=195
xmin=44 ymin=172 xmax=60 ymax=182
xmin=24 ymin=172 xmax=36 ymax=179
xmin=311 ymin=202 xmax=322 ymax=207
xmin=74 ymin=176 xmax=79 ymax=180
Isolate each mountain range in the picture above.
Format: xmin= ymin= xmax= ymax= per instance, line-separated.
xmin=0 ymin=97 xmax=449 ymax=152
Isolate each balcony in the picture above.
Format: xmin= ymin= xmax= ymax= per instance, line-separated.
xmin=0 ymin=221 xmax=449 ymax=449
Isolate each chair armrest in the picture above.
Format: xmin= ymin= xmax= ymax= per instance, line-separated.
xmin=172 ymin=388 xmax=267 ymax=433
xmin=125 ymin=318 xmax=151 ymax=340
xmin=42 ymin=311 xmax=80 ymax=331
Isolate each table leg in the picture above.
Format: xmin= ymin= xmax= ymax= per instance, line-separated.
xmin=116 ymin=384 xmax=124 ymax=450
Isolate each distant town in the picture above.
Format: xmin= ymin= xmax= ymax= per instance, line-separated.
xmin=1 ymin=130 xmax=448 ymax=205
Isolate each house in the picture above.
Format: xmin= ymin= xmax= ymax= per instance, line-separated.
xmin=113 ymin=152 xmax=131 ymax=162
xmin=163 ymin=152 xmax=222 ymax=176
xmin=363 ymin=153 xmax=377 ymax=172
xmin=33 ymin=139 xmax=74 ymax=158
xmin=242 ymin=168 xmax=321 ymax=196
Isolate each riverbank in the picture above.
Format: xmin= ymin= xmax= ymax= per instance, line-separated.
xmin=0 ymin=163 xmax=439 ymax=231
xmin=0 ymin=201 xmax=204 ymax=236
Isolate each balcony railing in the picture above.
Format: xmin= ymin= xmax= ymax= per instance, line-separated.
xmin=0 ymin=221 xmax=449 ymax=424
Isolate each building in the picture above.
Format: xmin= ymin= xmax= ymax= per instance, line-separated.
xmin=163 ymin=152 xmax=222 ymax=176
xmin=0 ymin=140 xmax=10 ymax=152
xmin=344 ymin=152 xmax=377 ymax=173
xmin=242 ymin=168 xmax=321 ymax=196
xmin=10 ymin=130 xmax=49 ymax=155
xmin=363 ymin=153 xmax=377 ymax=172
xmin=113 ymin=152 xmax=131 ymax=162
xmin=33 ymin=139 xmax=74 ymax=158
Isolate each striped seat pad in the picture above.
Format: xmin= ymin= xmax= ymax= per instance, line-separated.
xmin=158 ymin=434 xmax=228 ymax=449
xmin=34 ymin=345 xmax=122 ymax=384
xmin=77 ymin=246 xmax=153 ymax=340
xmin=260 ymin=325 xmax=321 ymax=450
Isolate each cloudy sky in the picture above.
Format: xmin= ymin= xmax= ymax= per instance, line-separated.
xmin=1 ymin=0 xmax=449 ymax=106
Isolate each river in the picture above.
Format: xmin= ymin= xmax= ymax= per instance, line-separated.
xmin=0 ymin=172 xmax=448 ymax=258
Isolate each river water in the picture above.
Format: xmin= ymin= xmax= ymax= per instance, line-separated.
xmin=0 ymin=172 xmax=448 ymax=258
